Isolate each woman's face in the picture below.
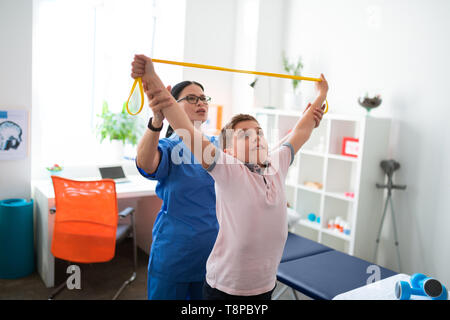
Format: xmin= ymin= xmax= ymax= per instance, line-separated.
xmin=177 ymin=84 xmax=209 ymax=123
xmin=226 ymin=120 xmax=269 ymax=165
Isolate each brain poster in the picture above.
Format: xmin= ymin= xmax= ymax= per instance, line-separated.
xmin=0 ymin=109 xmax=28 ymax=160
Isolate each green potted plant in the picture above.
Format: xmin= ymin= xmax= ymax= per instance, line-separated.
xmin=46 ymin=164 xmax=63 ymax=177
xmin=96 ymin=101 xmax=144 ymax=160
xmin=282 ymin=52 xmax=304 ymax=110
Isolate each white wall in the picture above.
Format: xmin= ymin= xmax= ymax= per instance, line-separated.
xmin=230 ymin=0 xmax=259 ymax=116
xmin=182 ymin=0 xmax=237 ymax=124
xmin=181 ymin=0 xmax=288 ymax=121
xmin=0 ymin=0 xmax=33 ymax=200
xmin=253 ymin=0 xmax=286 ymax=110
xmin=283 ymin=0 xmax=450 ymax=284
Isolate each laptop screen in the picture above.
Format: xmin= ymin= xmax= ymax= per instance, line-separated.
xmin=99 ymin=166 xmax=126 ymax=180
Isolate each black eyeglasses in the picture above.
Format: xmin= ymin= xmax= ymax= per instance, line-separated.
xmin=177 ymin=95 xmax=211 ymax=104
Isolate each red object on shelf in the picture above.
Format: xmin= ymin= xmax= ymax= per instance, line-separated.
xmin=342 ymin=137 xmax=359 ymax=158
xmin=345 ymin=192 xmax=355 ymax=198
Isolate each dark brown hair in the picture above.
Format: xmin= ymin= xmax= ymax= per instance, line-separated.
xmin=219 ymin=113 xmax=259 ymax=150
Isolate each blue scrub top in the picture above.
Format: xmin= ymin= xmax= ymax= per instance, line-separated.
xmin=136 ymin=133 xmax=219 ymax=282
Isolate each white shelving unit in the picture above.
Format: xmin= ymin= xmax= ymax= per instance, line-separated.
xmin=254 ymin=108 xmax=391 ymax=262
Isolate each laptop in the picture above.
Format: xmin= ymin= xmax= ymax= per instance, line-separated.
xmin=98 ymin=165 xmax=130 ymax=183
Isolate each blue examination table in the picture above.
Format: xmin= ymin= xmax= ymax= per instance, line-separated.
xmin=276 ymin=232 xmax=397 ymax=300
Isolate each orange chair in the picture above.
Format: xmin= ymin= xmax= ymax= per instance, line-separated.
xmin=48 ymin=176 xmax=137 ymax=300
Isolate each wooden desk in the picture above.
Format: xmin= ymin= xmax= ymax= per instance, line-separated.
xmin=32 ymin=175 xmax=160 ymax=288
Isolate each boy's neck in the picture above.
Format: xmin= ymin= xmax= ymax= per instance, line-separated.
xmin=193 ymin=120 xmax=202 ymax=129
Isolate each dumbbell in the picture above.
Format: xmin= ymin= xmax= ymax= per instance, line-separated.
xmin=395 ymin=273 xmax=448 ymax=300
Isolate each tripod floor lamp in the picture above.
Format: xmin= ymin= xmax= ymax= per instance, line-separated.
xmin=374 ymin=160 xmax=406 ymax=272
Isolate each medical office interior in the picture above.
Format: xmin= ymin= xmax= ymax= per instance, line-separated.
xmin=0 ymin=0 xmax=449 ymax=300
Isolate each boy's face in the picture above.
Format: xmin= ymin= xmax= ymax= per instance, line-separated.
xmin=225 ymin=120 xmax=269 ymax=165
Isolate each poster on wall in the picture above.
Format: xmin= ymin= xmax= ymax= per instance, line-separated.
xmin=0 ymin=109 xmax=28 ymax=160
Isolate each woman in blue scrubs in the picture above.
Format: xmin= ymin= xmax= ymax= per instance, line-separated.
xmin=135 ymin=80 xmax=219 ymax=300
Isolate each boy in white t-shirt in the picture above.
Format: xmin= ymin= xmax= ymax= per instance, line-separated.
xmin=131 ymin=54 xmax=328 ymax=299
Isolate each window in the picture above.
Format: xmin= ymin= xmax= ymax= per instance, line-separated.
xmin=32 ymin=0 xmax=186 ymax=177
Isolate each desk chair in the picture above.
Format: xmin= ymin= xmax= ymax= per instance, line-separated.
xmin=48 ymin=176 xmax=137 ymax=300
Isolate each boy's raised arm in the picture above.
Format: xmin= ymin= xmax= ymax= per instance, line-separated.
xmin=271 ymin=102 xmax=324 ymax=152
xmin=132 ymin=55 xmax=215 ymax=169
xmin=287 ymin=74 xmax=329 ymax=154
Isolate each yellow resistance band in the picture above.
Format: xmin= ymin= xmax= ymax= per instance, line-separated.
xmin=126 ymin=77 xmax=144 ymax=116
xmin=126 ymin=59 xmax=328 ymax=115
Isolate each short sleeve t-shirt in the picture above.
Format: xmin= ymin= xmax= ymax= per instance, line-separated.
xmin=136 ymin=134 xmax=220 ymax=282
xmin=205 ymin=143 xmax=294 ymax=295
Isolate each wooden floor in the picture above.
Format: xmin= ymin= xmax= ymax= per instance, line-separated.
xmin=0 ymin=238 xmax=310 ymax=300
